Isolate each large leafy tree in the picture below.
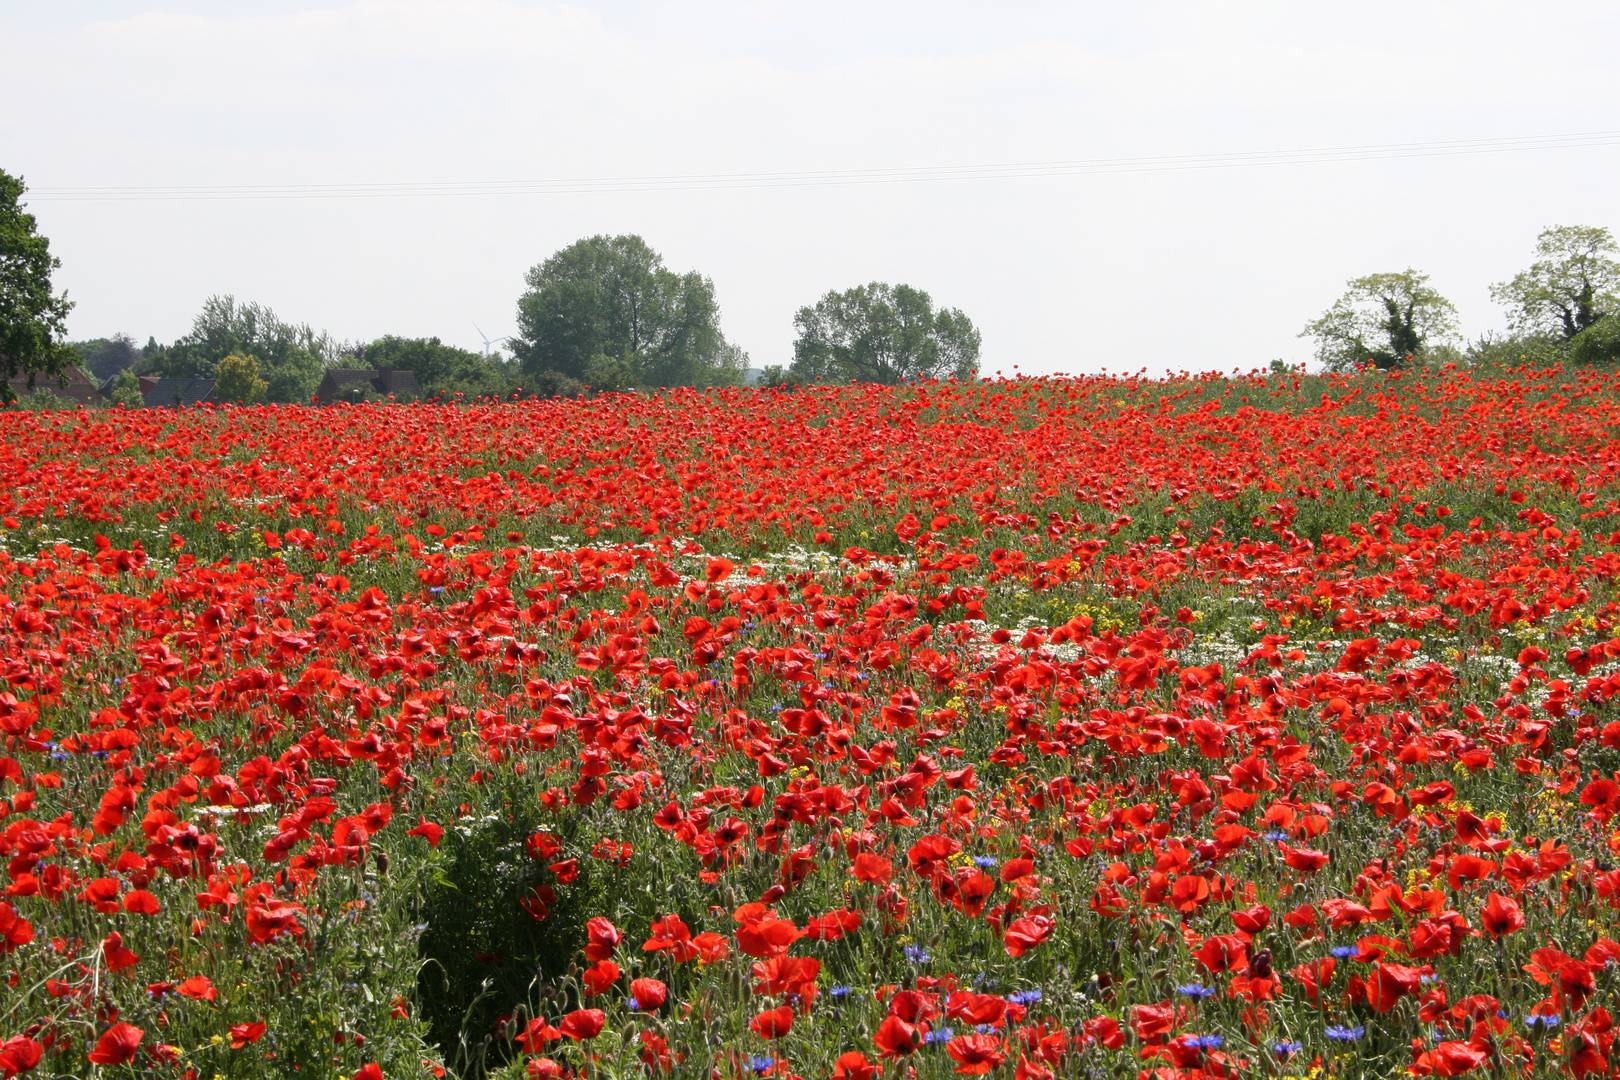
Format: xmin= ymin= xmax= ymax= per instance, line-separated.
xmin=787 ymin=282 xmax=980 ymax=385
xmin=1490 ymin=225 xmax=1619 ymax=341
xmin=1301 ymin=269 xmax=1460 ymax=371
xmin=512 ymin=234 xmax=744 ymax=389
xmin=0 ymin=168 xmax=76 ymax=402
xmin=151 ymin=295 xmax=336 ymax=403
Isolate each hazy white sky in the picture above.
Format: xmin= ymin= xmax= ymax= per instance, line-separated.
xmin=4 ymin=1 xmax=1618 ymax=376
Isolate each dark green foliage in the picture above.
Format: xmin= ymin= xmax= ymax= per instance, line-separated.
xmin=1464 ymin=331 xmax=1570 ymax=368
xmin=1571 ymin=315 xmax=1620 ymax=365
xmin=72 ymin=333 xmax=140 ymax=381
xmin=0 ymin=168 xmax=76 ymax=402
xmin=416 ymin=800 xmax=600 ymax=1078
xmin=517 ymin=368 xmax=585 ymax=400
xmin=359 ymin=336 xmax=512 ymax=400
xmin=512 ymin=234 xmax=745 ymax=389
xmin=788 ymin=282 xmax=981 ymax=385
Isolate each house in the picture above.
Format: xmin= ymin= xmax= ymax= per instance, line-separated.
xmin=314 ymin=369 xmax=421 ymax=404
xmin=140 ymin=377 xmax=216 ymax=408
xmin=6 ymin=365 xmax=104 ymax=406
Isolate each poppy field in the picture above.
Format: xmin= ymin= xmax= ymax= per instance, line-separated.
xmin=4 ymin=364 xmax=1620 ymax=1080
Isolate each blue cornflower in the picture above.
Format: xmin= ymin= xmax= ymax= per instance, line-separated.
xmin=430 ymin=586 xmax=444 ymax=593
xmin=1274 ymin=1041 xmax=1303 ymax=1059
xmin=1329 ymin=946 xmax=1357 ymax=959
xmin=1007 ymin=990 xmax=1043 ymax=1005
xmin=1177 ymin=983 xmax=1218 ymax=999
xmin=627 ymin=998 xmax=640 ymax=1011
xmin=749 ymin=1056 xmax=775 ymax=1074
xmin=828 ymin=985 xmax=853 ymax=998
xmin=923 ymin=1027 xmax=955 ymax=1045
xmin=904 ymin=944 xmax=932 ymax=963
xmin=973 ymin=855 xmax=998 ymax=869
xmin=1186 ymin=1035 xmax=1224 ymax=1050
xmin=1526 ymin=1014 xmax=1561 ymax=1028
xmin=1325 ymin=1025 xmax=1365 ymax=1041
xmin=1262 ymin=830 xmax=1290 ymax=841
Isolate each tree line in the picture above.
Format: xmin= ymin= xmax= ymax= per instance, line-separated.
xmin=1 ymin=169 xmax=980 ymax=407
xmin=6 ymin=160 xmax=1620 ymax=408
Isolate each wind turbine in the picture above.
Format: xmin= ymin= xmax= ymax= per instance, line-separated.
xmin=473 ymin=322 xmax=510 ymax=357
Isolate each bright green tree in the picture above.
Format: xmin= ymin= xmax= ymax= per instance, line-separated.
xmin=1491 ymin=225 xmax=1619 ymax=341
xmin=1301 ymin=269 xmax=1460 ymax=371
xmin=215 ymin=353 xmax=268 ymax=403
xmin=512 ymin=235 xmax=745 ymax=389
xmin=788 ymin=282 xmax=980 ymax=385
xmin=104 ymin=368 xmax=143 ymax=408
xmin=0 ymin=168 xmax=76 ymax=403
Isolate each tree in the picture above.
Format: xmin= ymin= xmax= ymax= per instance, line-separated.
xmin=153 ymin=295 xmax=336 ymax=403
xmin=104 ymin=368 xmax=143 ymax=409
xmin=1301 ymin=270 xmax=1460 ymax=371
xmin=1490 ymin=225 xmax=1619 ymax=341
xmin=0 ymin=168 xmax=75 ymax=403
xmin=512 ymin=235 xmax=745 ymax=389
xmin=72 ymin=334 xmax=140 ymax=382
xmin=788 ymin=282 xmax=980 ymax=385
xmin=358 ymin=336 xmax=507 ymax=400
xmin=215 ymin=353 xmax=268 ymax=404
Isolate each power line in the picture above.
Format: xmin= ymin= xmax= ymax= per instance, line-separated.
xmin=28 ymin=129 xmax=1620 ymax=202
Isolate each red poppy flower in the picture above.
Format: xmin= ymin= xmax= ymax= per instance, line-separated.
xmin=873 ymin=1015 xmax=921 ymax=1057
xmin=630 ymin=977 xmax=667 ymax=1009
xmin=584 ymin=917 xmax=621 ymax=961
xmin=407 ymin=818 xmax=445 ymax=846
xmin=946 ymin=1033 xmax=1007 ymax=1075
xmin=832 ymin=1050 xmax=880 ymax=1080
xmin=1581 ymin=778 xmax=1619 ymax=820
xmin=558 ymin=1009 xmax=605 ymax=1041
xmin=101 ymin=931 xmax=140 ymax=972
xmin=122 ymin=889 xmax=161 ymax=915
xmin=1230 ymin=904 xmax=1271 ymax=936
xmin=1280 ymin=845 xmax=1329 ymax=873
xmin=1002 ymin=914 xmax=1054 ymax=957
xmin=733 ymin=904 xmax=804 ymax=958
xmin=750 ymin=1005 xmax=794 ymax=1039
xmin=229 ymin=1023 xmax=267 ymax=1049
xmin=1367 ymin=962 xmax=1424 ymax=1013
xmin=0 ymin=1036 xmax=43 ymax=1076
xmin=581 ymin=959 xmax=620 ymax=995
xmin=1480 ymin=891 xmax=1523 ymax=936
xmin=87 ymin=1022 xmax=143 ymax=1065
